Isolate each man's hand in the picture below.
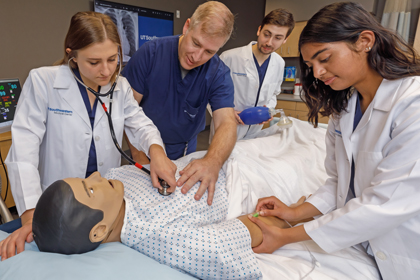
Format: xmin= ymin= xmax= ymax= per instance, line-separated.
xmin=0 ymin=209 xmax=34 ymax=261
xmin=177 ymin=157 xmax=220 ymax=205
xmin=234 ymin=110 xmax=244 ymax=125
xmin=259 ymin=105 xmax=273 ymax=125
xmin=149 ymin=144 xmax=177 ymax=193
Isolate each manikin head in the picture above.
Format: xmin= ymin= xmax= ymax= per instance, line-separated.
xmin=178 ymin=1 xmax=234 ymax=70
xmin=32 ymin=172 xmax=124 ymax=254
xmin=255 ymin=9 xmax=294 ymax=56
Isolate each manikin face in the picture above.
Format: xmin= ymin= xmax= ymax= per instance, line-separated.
xmin=68 ymin=39 xmax=119 ymax=90
xmin=178 ymin=19 xmax=226 ymax=70
xmin=300 ymin=42 xmax=368 ymax=91
xmin=64 ymin=172 xmax=124 ymax=240
xmin=256 ymin=24 xmax=289 ymax=55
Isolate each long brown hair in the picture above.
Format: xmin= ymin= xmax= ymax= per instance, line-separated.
xmin=56 ymin=11 xmax=122 ymax=82
xmin=299 ymin=2 xmax=420 ymax=126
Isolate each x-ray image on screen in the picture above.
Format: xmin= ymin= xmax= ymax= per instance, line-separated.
xmin=95 ymin=6 xmax=138 ymax=63
xmin=94 ymin=0 xmax=174 ymax=64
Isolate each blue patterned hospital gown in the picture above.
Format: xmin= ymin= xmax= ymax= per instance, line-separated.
xmin=105 ymin=163 xmax=262 ymax=280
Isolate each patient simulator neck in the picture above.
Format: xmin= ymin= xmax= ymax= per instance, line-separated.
xmin=102 ymin=200 xmax=126 ymax=244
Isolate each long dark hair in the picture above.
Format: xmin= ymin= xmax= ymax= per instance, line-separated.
xmin=299 ymin=2 xmax=420 ymax=126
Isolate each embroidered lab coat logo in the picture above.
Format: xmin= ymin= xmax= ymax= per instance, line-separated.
xmin=232 ymin=72 xmax=247 ymax=77
xmin=48 ymin=107 xmax=73 ymax=116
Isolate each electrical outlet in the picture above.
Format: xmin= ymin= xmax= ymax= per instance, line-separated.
xmin=176 ymin=10 xmax=180 ymax=18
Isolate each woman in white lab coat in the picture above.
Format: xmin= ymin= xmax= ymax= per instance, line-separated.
xmin=0 ymin=11 xmax=176 ymax=260
xmin=248 ymin=2 xmax=420 ymax=279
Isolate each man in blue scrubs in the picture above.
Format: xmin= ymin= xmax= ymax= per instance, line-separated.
xmin=122 ymin=1 xmax=237 ymax=205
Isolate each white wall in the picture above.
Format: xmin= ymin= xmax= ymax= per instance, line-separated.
xmin=265 ymin=0 xmax=375 ymax=21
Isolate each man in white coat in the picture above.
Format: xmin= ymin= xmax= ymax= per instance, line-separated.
xmin=211 ymin=9 xmax=294 ymax=141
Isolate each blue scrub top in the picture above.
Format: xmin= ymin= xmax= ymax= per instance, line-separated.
xmin=252 ymin=53 xmax=271 ymax=106
xmin=122 ymin=35 xmax=234 ymax=160
xmin=349 ymin=93 xmax=363 ymax=196
xmin=74 ymin=69 xmax=99 ymax=178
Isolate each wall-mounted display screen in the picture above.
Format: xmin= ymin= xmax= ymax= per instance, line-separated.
xmin=94 ymin=0 xmax=174 ymax=63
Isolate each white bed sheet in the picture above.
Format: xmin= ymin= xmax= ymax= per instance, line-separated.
xmin=182 ymin=118 xmax=380 ymax=280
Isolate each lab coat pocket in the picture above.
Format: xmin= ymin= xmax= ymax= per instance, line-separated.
xmin=183 ymin=101 xmax=201 ymax=123
xmin=355 ymin=151 xmax=383 ymax=194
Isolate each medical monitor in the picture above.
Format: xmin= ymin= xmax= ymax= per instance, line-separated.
xmin=94 ymin=0 xmax=174 ymax=63
xmin=0 ymin=79 xmax=21 ymax=134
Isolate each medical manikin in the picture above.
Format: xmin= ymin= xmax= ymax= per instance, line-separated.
xmin=32 ymin=162 xmax=298 ymax=280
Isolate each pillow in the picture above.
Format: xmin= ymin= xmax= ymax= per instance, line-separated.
xmin=0 ymin=230 xmax=197 ymax=279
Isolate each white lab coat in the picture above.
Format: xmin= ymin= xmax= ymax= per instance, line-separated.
xmin=304 ymin=77 xmax=420 ymax=279
xmin=5 ymin=65 xmax=164 ymax=215
xmin=216 ymin=41 xmax=284 ymax=140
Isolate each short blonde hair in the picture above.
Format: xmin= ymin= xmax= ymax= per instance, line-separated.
xmin=189 ymin=1 xmax=234 ymax=44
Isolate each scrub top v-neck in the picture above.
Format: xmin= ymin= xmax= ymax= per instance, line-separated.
xmin=252 ymin=53 xmax=271 ymax=107
xmin=122 ymin=35 xmax=234 ymax=160
xmin=74 ymin=69 xmax=99 ymax=178
xmin=349 ymin=93 xmax=363 ymax=197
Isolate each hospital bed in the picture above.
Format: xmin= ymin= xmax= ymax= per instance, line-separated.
xmin=0 ymin=118 xmax=380 ymax=280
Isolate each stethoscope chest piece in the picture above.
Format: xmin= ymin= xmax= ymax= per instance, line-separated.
xmin=158 ymin=180 xmax=172 ymax=196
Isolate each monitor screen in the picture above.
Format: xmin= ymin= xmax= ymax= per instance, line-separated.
xmin=94 ymin=0 xmax=174 ymax=63
xmin=0 ymin=78 xmax=21 ymax=134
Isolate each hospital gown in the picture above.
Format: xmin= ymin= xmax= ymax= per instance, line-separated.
xmin=105 ymin=164 xmax=262 ymax=280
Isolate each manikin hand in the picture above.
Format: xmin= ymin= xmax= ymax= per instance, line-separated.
xmin=0 ymin=209 xmax=34 ymax=261
xmin=177 ymin=157 xmax=220 ymax=205
xmin=149 ymin=144 xmax=177 ymax=193
xmin=234 ymin=110 xmax=245 ymax=125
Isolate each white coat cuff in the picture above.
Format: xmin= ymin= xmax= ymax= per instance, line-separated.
xmin=4 ymin=161 xmax=42 ymax=216
xmin=304 ymin=220 xmax=341 ymax=253
xmin=306 ymin=195 xmax=335 ymax=214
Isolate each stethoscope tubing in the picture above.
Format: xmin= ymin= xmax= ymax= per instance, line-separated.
xmin=67 ymin=60 xmax=168 ymax=189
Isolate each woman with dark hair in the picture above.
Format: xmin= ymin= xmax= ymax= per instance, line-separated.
xmin=248 ymin=2 xmax=420 ymax=279
xmin=0 ymin=11 xmax=176 ymax=261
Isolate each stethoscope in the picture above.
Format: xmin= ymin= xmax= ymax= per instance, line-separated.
xmin=68 ymin=57 xmax=171 ymax=196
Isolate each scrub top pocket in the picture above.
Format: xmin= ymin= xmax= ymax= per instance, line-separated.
xmin=183 ymin=101 xmax=202 ymax=123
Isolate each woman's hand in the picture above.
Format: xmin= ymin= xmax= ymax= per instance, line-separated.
xmin=255 ymin=196 xmax=299 ymax=221
xmin=248 ymin=215 xmax=311 ymax=254
xmin=0 ymin=209 xmax=34 ymax=261
xmin=247 ymin=214 xmax=286 ymax=253
xmin=149 ymin=144 xmax=177 ymax=193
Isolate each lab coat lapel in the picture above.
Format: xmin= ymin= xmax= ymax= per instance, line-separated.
xmin=244 ymin=42 xmax=258 ymax=85
xmin=339 ymin=92 xmax=357 ymax=162
xmin=262 ymin=54 xmax=277 ymax=88
xmin=353 ymin=79 xmax=401 ymax=134
xmin=54 ymin=65 xmax=91 ymax=129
